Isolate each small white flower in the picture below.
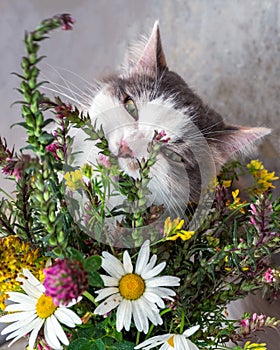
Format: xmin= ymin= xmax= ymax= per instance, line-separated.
xmin=94 ymin=240 xmax=180 ymax=334
xmin=0 ymin=269 xmax=82 ymax=350
xmin=134 ymin=325 xmax=200 ymax=350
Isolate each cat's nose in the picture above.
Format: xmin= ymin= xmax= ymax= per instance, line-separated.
xmin=118 ymin=140 xmax=134 ymax=158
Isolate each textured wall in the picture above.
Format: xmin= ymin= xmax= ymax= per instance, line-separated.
xmin=0 ymin=0 xmax=279 ymax=348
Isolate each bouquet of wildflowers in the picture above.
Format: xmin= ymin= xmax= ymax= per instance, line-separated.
xmin=0 ymin=15 xmax=280 ymax=350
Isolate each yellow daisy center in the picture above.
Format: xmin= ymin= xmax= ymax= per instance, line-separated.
xmin=119 ymin=273 xmax=145 ymax=300
xmin=167 ymin=335 xmax=175 ymax=347
xmin=36 ymin=294 xmax=57 ymax=319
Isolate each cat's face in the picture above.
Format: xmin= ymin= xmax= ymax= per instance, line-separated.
xmin=81 ymin=22 xmax=270 ymax=212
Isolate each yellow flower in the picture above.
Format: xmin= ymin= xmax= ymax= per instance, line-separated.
xmin=227 ymin=189 xmax=246 ymax=214
xmin=0 ymin=236 xmax=45 ymax=310
xmin=81 ymin=163 xmax=93 ymax=178
xmin=247 ymin=159 xmax=279 ymax=194
xmin=243 ymin=340 xmax=267 ymax=350
xmin=64 ymin=169 xmax=83 ymax=190
xmin=164 ymin=217 xmax=195 ymax=242
xmin=222 ymin=180 xmax=232 ymax=188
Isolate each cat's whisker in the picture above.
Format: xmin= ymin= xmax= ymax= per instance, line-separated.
xmin=41 ymin=64 xmax=95 ymax=107
xmin=41 ymin=68 xmax=85 ymax=105
xmin=41 ymin=79 xmax=90 ymax=105
xmin=42 ymin=85 xmax=86 ymax=107
xmin=42 ymin=63 xmax=95 ymax=89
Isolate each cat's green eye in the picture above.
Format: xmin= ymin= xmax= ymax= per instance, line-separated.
xmin=161 ymin=148 xmax=183 ymax=162
xmin=124 ymin=97 xmax=138 ymax=120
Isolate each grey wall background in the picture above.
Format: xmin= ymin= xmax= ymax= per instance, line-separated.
xmin=0 ymin=0 xmax=279 ymax=348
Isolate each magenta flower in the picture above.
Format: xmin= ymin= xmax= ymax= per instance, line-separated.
xmin=249 ymin=195 xmax=275 ymax=246
xmin=98 ymin=154 xmax=111 ymax=168
xmin=43 ymin=258 xmax=88 ymax=306
xmin=263 ymin=267 xmax=275 ymax=283
xmin=55 ymin=14 xmax=75 ymax=30
xmin=46 ymin=142 xmax=62 ymax=160
xmin=154 ymin=130 xmax=170 ymax=143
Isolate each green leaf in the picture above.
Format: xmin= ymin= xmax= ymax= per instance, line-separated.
xmin=88 ymin=271 xmax=104 ymax=287
xmin=77 ymin=324 xmax=106 ymax=340
xmin=68 ymin=338 xmax=95 ymax=350
xmin=84 ymin=255 xmax=102 ymax=272
xmin=42 ymin=118 xmax=54 ymax=127
xmin=67 ymin=247 xmax=85 ymax=262
xmin=38 ymin=132 xmax=55 ymax=143
xmin=112 ymin=341 xmax=135 ymax=350
xmin=10 ymin=121 xmax=32 ymax=130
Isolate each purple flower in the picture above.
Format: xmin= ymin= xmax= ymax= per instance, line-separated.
xmin=43 ymin=258 xmax=88 ymax=306
xmin=98 ymin=154 xmax=111 ymax=168
xmin=46 ymin=142 xmax=62 ymax=160
xmin=154 ymin=130 xmax=170 ymax=143
xmin=56 ymin=14 xmax=75 ymax=30
xmin=2 ymin=155 xmax=31 ymax=181
xmin=249 ymin=195 xmax=275 ymax=246
xmin=263 ymin=267 xmax=275 ymax=283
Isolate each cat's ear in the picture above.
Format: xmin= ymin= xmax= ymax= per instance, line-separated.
xmin=212 ymin=126 xmax=271 ymax=168
xmin=129 ymin=21 xmax=167 ymax=74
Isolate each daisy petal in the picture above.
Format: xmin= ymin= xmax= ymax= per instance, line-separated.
xmin=21 ymin=269 xmax=42 ymax=287
xmin=132 ymin=298 xmax=150 ymax=333
xmin=146 ymin=286 xmax=176 ymax=299
xmin=134 ymin=334 xmax=169 ymax=349
xmin=5 ymin=303 xmax=36 ymax=313
xmin=28 ymin=318 xmax=44 ymax=350
xmin=123 ymin=251 xmax=133 ymax=274
xmin=102 ymin=252 xmax=125 ymax=278
xmin=186 ymin=339 xmax=199 ymax=350
xmin=44 ymin=317 xmax=61 ymax=349
xmin=174 ymin=335 xmax=189 ymax=348
xmin=6 ymin=292 xmax=37 ymax=305
xmin=183 ymin=325 xmax=200 ymax=337
xmin=54 ymin=308 xmax=82 ymax=328
xmin=141 ymin=254 xmax=157 ymax=275
xmin=140 ymin=297 xmax=163 ymax=326
xmin=101 ymin=275 xmax=118 ymax=287
xmin=95 ymin=287 xmax=119 ymax=302
xmin=145 ymin=276 xmax=180 ymax=288
xmin=116 ymin=299 xmax=132 ymax=332
xmin=94 ymin=293 xmax=122 ymax=315
xmin=16 ymin=278 xmax=43 ymax=299
xmin=0 ymin=311 xmax=36 ymax=324
xmin=50 ymin=315 xmax=69 ymax=345
xmin=1 ymin=313 xmax=38 ymax=335
xmin=141 ymin=261 xmax=166 ymax=279
xmin=143 ymin=291 xmax=165 ymax=308
xmin=135 ymin=240 xmax=150 ymax=275
xmin=5 ymin=317 xmax=41 ymax=341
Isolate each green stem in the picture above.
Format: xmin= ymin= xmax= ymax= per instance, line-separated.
xmin=179 ymin=309 xmax=185 ymax=334
xmin=83 ymin=290 xmax=98 ymax=306
xmin=135 ymin=331 xmax=141 ymax=346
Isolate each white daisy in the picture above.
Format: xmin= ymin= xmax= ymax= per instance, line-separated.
xmin=134 ymin=325 xmax=200 ymax=350
xmin=0 ymin=268 xmax=82 ymax=349
xmin=94 ymin=240 xmax=180 ymax=334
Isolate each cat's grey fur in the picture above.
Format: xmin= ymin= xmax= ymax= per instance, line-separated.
xmin=80 ymin=22 xmax=270 ymax=213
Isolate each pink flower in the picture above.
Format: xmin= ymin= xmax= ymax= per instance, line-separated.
xmin=154 ymin=130 xmax=170 ymax=143
xmin=46 ymin=142 xmax=62 ymax=160
xmin=263 ymin=267 xmax=275 ymax=283
xmin=98 ymin=154 xmax=111 ymax=168
xmin=43 ymin=258 xmax=88 ymax=306
xmin=56 ymin=14 xmax=75 ymax=30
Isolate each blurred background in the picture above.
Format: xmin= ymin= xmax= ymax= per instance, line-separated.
xmin=0 ymin=0 xmax=279 ymax=348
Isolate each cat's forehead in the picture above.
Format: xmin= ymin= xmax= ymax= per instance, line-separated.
xmin=98 ymin=73 xmax=157 ymax=103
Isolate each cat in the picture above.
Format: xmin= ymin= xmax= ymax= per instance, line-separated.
xmin=74 ymin=21 xmax=270 ymax=219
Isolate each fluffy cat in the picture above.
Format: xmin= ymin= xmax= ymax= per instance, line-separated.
xmin=76 ymin=21 xmax=270 ymax=216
